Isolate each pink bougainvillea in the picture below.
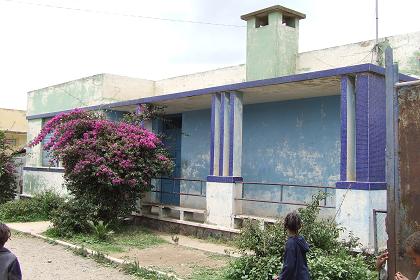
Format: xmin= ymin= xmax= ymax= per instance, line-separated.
xmin=29 ymin=109 xmax=173 ymax=224
xmin=30 ymin=109 xmax=172 ymax=189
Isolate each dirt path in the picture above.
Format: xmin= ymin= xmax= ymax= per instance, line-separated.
xmin=112 ymin=243 xmax=229 ymax=278
xmin=7 ymin=234 xmax=135 ymax=280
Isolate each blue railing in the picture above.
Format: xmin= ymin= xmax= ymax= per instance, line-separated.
xmin=237 ymin=181 xmax=336 ymax=209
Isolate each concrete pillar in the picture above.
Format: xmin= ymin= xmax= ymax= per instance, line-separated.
xmin=336 ymin=73 xmax=387 ymax=249
xmin=220 ymin=93 xmax=230 ymax=176
xmin=336 ymin=188 xmax=386 ymax=248
xmin=210 ymin=94 xmax=221 ymax=176
xmin=209 ymin=91 xmax=243 ymax=178
xmin=345 ymin=77 xmax=356 ymax=181
xmin=229 ymin=92 xmax=243 ymax=177
xmin=207 ymin=91 xmax=244 ymax=228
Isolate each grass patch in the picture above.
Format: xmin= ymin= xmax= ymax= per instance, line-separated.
xmin=187 ymin=266 xmax=228 ymax=280
xmin=45 ymin=225 xmax=166 ymax=254
xmin=122 ymin=261 xmax=177 ymax=280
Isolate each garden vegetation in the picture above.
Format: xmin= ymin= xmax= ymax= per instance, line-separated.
xmin=225 ymin=193 xmax=378 ymax=280
xmin=0 ymin=131 xmax=18 ymax=204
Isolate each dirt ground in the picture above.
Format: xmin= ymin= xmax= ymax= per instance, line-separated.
xmin=112 ymin=243 xmax=229 ymax=278
xmin=7 ymin=234 xmax=135 ymax=280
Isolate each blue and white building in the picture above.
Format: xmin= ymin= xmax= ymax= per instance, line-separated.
xmin=23 ymin=5 xmax=419 ymax=248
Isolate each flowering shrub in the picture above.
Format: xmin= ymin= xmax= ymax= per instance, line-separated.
xmin=0 ymin=131 xmax=18 ymax=204
xmin=29 ymin=109 xmax=173 ymax=230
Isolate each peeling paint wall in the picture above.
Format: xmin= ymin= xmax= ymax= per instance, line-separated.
xmin=336 ymin=189 xmax=386 ymax=247
xmin=241 ymin=96 xmax=340 ymax=217
xmin=155 ymin=65 xmax=246 ymax=96
xmin=27 ymin=74 xmax=155 ymax=116
xmin=27 ymin=74 xmax=105 ymax=116
xmin=22 ymin=170 xmax=66 ymax=196
xmin=102 ymin=74 xmax=155 ymax=102
xmin=297 ymin=31 xmax=420 ymax=77
xmin=26 ymin=119 xmax=42 ymax=167
xmin=180 ymin=109 xmax=210 ymax=209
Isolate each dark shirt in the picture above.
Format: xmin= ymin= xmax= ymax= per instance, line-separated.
xmin=279 ymin=236 xmax=310 ymax=280
xmin=0 ymin=247 xmax=22 ymax=280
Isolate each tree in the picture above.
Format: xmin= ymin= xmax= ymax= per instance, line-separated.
xmin=0 ymin=131 xmax=18 ymax=204
xmin=29 ymin=109 xmax=173 ymax=230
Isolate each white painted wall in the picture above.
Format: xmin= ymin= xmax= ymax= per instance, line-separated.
xmin=102 ymin=74 xmax=155 ymax=102
xmin=26 ymin=119 xmax=43 ymax=167
xmin=23 ymin=169 xmax=66 ymax=196
xmin=297 ymin=31 xmax=420 ymax=77
xmin=206 ymin=182 xmax=242 ymax=228
xmin=336 ymin=188 xmax=386 ymax=249
xmin=155 ymin=65 xmax=246 ymax=96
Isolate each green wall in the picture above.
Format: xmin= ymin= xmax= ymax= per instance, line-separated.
xmin=246 ymin=12 xmax=299 ymax=81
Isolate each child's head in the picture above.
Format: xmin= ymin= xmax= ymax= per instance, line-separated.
xmin=284 ymin=211 xmax=302 ymax=234
xmin=0 ymin=223 xmax=11 ymax=248
xmin=405 ymin=231 xmax=420 ymax=268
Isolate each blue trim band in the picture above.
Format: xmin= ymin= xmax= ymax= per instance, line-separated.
xmin=336 ymin=181 xmax=386 ymax=190
xmin=27 ymin=64 xmax=417 ymax=120
xmin=23 ymin=166 xmax=65 ymax=173
xmin=207 ymin=176 xmax=243 ymax=183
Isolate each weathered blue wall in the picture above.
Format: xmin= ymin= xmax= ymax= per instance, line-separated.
xmin=241 ymin=96 xmax=341 ymax=217
xmin=180 ymin=109 xmax=211 ymax=208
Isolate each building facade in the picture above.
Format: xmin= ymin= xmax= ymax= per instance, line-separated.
xmin=23 ymin=5 xmax=419 ymax=248
xmin=0 ymin=108 xmax=27 ymax=152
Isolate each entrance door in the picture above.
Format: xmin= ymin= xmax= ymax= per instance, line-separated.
xmin=160 ymin=115 xmax=182 ymax=205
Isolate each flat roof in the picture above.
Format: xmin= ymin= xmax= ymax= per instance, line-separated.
xmin=26 ymin=64 xmax=416 ymax=119
xmin=241 ymin=5 xmax=306 ymax=21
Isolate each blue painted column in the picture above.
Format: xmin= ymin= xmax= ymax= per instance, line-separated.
xmin=208 ymin=91 xmax=243 ymax=181
xmin=206 ymin=91 xmax=244 ymax=228
xmin=336 ymin=72 xmax=387 ymax=248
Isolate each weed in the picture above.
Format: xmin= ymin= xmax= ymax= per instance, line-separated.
xmin=87 ymin=220 xmax=114 ymax=241
xmin=122 ymin=261 xmax=177 ymax=280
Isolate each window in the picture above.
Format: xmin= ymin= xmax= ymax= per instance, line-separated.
xmin=282 ymin=16 xmax=296 ymax=28
xmin=42 ymin=118 xmax=59 ymax=167
xmin=5 ymin=138 xmax=17 ymax=146
xmin=255 ymin=15 xmax=269 ymax=28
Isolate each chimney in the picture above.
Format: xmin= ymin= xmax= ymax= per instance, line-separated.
xmin=241 ymin=5 xmax=306 ymax=81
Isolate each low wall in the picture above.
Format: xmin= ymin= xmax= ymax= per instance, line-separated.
xmin=22 ymin=168 xmax=66 ymax=196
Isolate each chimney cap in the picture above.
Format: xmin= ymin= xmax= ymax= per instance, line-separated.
xmin=241 ymin=5 xmax=306 ymax=21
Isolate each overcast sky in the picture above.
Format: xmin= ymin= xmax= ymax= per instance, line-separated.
xmin=0 ymin=0 xmax=419 ymax=110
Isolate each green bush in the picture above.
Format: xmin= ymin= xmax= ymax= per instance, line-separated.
xmin=0 ymin=191 xmax=64 ymax=222
xmin=49 ymin=198 xmax=96 ymax=237
xmin=226 ymin=192 xmax=378 ymax=280
xmin=308 ymin=249 xmax=377 ymax=280
xmin=225 ymin=255 xmax=282 ymax=280
xmin=0 ymin=131 xmax=18 ymax=204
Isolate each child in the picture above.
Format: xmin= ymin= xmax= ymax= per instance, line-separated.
xmin=0 ymin=223 xmax=22 ymax=280
xmin=275 ymin=211 xmax=310 ymax=280
xmin=394 ymin=231 xmax=420 ymax=280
